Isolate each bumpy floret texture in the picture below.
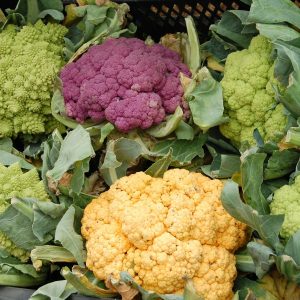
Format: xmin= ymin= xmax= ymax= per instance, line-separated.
xmin=220 ymin=35 xmax=287 ymax=147
xmin=82 ymin=169 xmax=248 ymax=300
xmin=0 ymin=20 xmax=67 ymax=137
xmin=0 ymin=163 xmax=49 ymax=262
xmin=60 ymin=38 xmax=191 ymax=132
xmin=270 ymin=175 xmax=300 ymax=240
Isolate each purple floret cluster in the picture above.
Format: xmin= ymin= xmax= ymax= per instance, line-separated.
xmin=60 ymin=37 xmax=191 ymax=132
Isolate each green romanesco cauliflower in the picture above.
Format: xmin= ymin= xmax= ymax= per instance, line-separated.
xmin=0 ymin=163 xmax=49 ymax=262
xmin=220 ymin=35 xmax=287 ymax=147
xmin=0 ymin=20 xmax=67 ymax=137
xmin=270 ymin=175 xmax=300 ymax=240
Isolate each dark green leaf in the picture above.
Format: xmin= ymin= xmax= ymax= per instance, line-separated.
xmin=241 ymin=153 xmax=269 ymax=214
xmin=264 ymin=150 xmax=300 ymax=180
xmin=210 ymin=10 xmax=256 ymax=48
xmin=153 ymin=135 xmax=206 ymax=164
xmin=145 ymin=150 xmax=173 ymax=177
xmin=202 ymin=153 xmax=240 ymax=179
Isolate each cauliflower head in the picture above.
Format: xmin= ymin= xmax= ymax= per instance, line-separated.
xmin=82 ymin=169 xmax=248 ymax=300
xmin=270 ymin=175 xmax=300 ymax=240
xmin=0 ymin=163 xmax=49 ymax=262
xmin=0 ymin=21 xmax=67 ymax=137
xmin=220 ymin=35 xmax=287 ymax=147
xmin=60 ymin=38 xmax=191 ymax=132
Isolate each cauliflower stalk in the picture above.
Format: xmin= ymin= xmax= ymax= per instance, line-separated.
xmin=0 ymin=163 xmax=49 ymax=262
xmin=60 ymin=37 xmax=191 ymax=132
xmin=0 ymin=21 xmax=67 ymax=137
xmin=82 ymin=169 xmax=248 ymax=300
xmin=270 ymin=175 xmax=300 ymax=240
xmin=220 ymin=35 xmax=287 ymax=147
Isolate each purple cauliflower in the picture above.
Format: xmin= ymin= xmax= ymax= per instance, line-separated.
xmin=60 ymin=37 xmax=191 ymax=132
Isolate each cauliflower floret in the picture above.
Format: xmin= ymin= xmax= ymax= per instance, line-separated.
xmin=60 ymin=38 xmax=191 ymax=132
xmin=193 ymin=246 xmax=236 ymax=300
xmin=0 ymin=163 xmax=49 ymax=261
xmin=270 ymin=175 xmax=300 ymax=240
xmin=0 ymin=21 xmax=67 ymax=137
xmin=82 ymin=169 xmax=248 ymax=300
xmin=220 ymin=35 xmax=287 ymax=146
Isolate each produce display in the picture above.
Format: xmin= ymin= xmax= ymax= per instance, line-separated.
xmin=0 ymin=0 xmax=300 ymax=300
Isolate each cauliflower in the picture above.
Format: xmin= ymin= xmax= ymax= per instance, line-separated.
xmin=60 ymin=37 xmax=191 ymax=132
xmin=270 ymin=175 xmax=300 ymax=240
xmin=0 ymin=163 xmax=49 ymax=262
xmin=220 ymin=35 xmax=287 ymax=147
xmin=0 ymin=21 xmax=67 ymax=137
xmin=81 ymin=169 xmax=248 ymax=300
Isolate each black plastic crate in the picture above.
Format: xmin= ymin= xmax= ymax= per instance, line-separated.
xmin=62 ymin=0 xmax=249 ymax=41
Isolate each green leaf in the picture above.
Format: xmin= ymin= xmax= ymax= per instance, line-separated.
xmin=0 ymin=201 xmax=52 ymax=250
xmin=241 ymin=153 xmax=270 ymax=214
xmin=247 ymin=242 xmax=275 ymax=278
xmin=273 ymin=255 xmax=300 ymax=284
xmin=0 ymin=150 xmax=33 ymax=170
xmin=256 ymin=24 xmax=300 ymax=42
xmin=186 ymin=68 xmax=228 ymax=132
xmin=153 ymin=135 xmax=206 ymax=164
xmin=30 ymin=280 xmax=76 ymax=300
xmin=264 ymin=150 xmax=300 ymax=180
xmin=185 ymin=16 xmax=201 ymax=74
xmin=202 ymin=152 xmax=240 ymax=179
xmin=146 ymin=149 xmax=173 ymax=177
xmin=115 ymin=272 xmax=184 ymax=300
xmin=55 ymin=206 xmax=85 ymax=268
xmin=234 ymin=277 xmax=278 ymax=300
xmin=38 ymin=9 xmax=64 ymax=21
xmin=147 ymin=107 xmax=183 ymax=138
xmin=235 ymin=252 xmax=256 ymax=274
xmin=273 ymin=40 xmax=300 ymax=117
xmin=221 ymin=181 xmax=284 ymax=252
xmin=12 ymin=0 xmax=63 ymax=25
xmin=175 ymin=121 xmax=195 ymax=140
xmin=65 ymin=3 xmax=135 ymax=60
xmin=51 ymin=89 xmax=98 ymax=129
xmin=31 ymin=245 xmax=77 ymax=270
xmin=0 ymin=260 xmax=47 ymax=287
xmin=0 ymin=138 xmax=12 ymax=152
xmin=284 ymin=230 xmax=300 ymax=265
xmin=100 ymin=137 xmax=151 ymax=185
xmin=70 ymin=158 xmax=91 ymax=196
xmin=61 ymin=266 xmax=117 ymax=298
xmin=47 ymin=126 xmax=95 ymax=182
xmin=248 ymin=0 xmax=300 ymax=29
xmin=210 ymin=10 xmax=256 ymax=49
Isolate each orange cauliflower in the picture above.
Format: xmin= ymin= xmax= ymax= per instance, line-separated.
xmin=81 ymin=169 xmax=248 ymax=300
